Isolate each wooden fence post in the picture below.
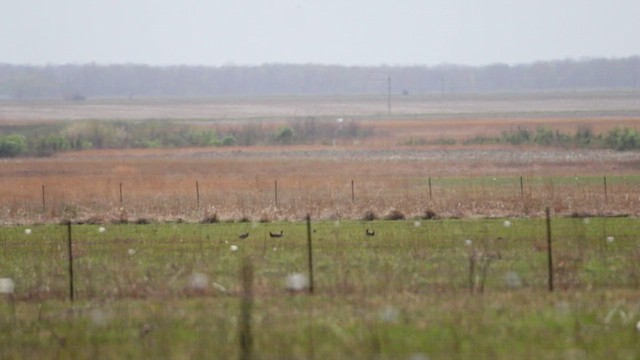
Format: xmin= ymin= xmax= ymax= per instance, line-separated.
xmin=274 ymin=180 xmax=278 ymax=208
xmin=239 ymin=258 xmax=253 ymax=360
xmin=307 ymin=214 xmax=314 ymax=294
xmin=41 ymin=185 xmax=46 ymax=213
xmin=196 ymin=181 xmax=200 ymax=209
xmin=67 ymin=221 xmax=75 ymax=302
xmin=351 ymin=180 xmax=355 ymax=204
xmin=520 ymin=176 xmax=524 ymax=204
xmin=545 ymin=207 xmax=554 ymax=292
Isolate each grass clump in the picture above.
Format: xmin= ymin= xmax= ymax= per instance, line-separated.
xmin=383 ymin=209 xmax=405 ymax=221
xmin=200 ymin=213 xmax=219 ymax=224
xmin=362 ymin=210 xmax=378 ymax=221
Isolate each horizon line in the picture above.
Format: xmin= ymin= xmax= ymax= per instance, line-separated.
xmin=2 ymin=54 xmax=639 ymax=69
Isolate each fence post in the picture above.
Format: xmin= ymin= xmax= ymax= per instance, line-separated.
xmin=274 ymin=180 xmax=278 ymax=208
xmin=351 ymin=180 xmax=355 ymax=204
xmin=239 ymin=258 xmax=253 ymax=360
xmin=520 ymin=176 xmax=524 ymax=204
xmin=41 ymin=185 xmax=46 ymax=213
xmin=67 ymin=221 xmax=75 ymax=302
xmin=545 ymin=207 xmax=554 ymax=292
xmin=196 ymin=181 xmax=200 ymax=209
xmin=307 ymin=214 xmax=313 ymax=294
xmin=428 ymin=177 xmax=433 ymax=201
xmin=119 ymin=182 xmax=123 ymax=207
xmin=603 ymin=175 xmax=608 ymax=202
xmin=307 ymin=214 xmax=314 ymax=294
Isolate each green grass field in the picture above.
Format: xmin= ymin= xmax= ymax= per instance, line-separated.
xmin=1 ymin=218 xmax=639 ymax=359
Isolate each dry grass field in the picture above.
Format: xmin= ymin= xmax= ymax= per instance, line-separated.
xmin=1 ymin=91 xmax=640 ymax=224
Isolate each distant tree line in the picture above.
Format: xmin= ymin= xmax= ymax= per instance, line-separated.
xmin=0 ymin=57 xmax=639 ymax=99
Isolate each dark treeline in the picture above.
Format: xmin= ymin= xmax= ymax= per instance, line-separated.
xmin=1 ymin=57 xmax=639 ymax=99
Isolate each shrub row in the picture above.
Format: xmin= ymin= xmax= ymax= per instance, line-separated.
xmin=497 ymin=125 xmax=640 ymax=150
xmin=0 ymin=118 xmax=372 ymax=157
xmin=409 ymin=126 xmax=640 ymax=151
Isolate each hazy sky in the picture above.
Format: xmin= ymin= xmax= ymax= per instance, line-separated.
xmin=2 ymin=0 xmax=639 ymax=66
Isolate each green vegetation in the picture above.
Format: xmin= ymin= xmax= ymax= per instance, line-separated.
xmin=2 ymin=120 xmax=640 ymax=158
xmin=604 ymin=127 xmax=640 ymax=151
xmin=0 ymin=134 xmax=27 ymax=157
xmin=485 ymin=125 xmax=640 ymax=150
xmin=0 ymin=218 xmax=639 ymax=358
xmin=404 ymin=126 xmax=640 ymax=151
xmin=0 ymin=118 xmax=371 ymax=157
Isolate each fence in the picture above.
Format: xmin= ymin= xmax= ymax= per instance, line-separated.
xmin=1 ymin=175 xmax=639 ymax=224
xmin=0 ymin=216 xmax=638 ymax=302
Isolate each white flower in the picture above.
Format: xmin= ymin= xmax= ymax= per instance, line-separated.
xmin=0 ymin=278 xmax=15 ymax=294
xmin=188 ymin=273 xmax=208 ymax=290
xmin=582 ymin=218 xmax=591 ymax=225
xmin=230 ymin=245 xmax=239 ymax=252
xmin=555 ymin=301 xmax=570 ymax=315
xmin=636 ymin=320 xmax=640 ymax=332
xmin=464 ymin=239 xmax=473 ymax=246
xmin=127 ymin=248 xmax=136 ymax=256
xmin=212 ymin=282 xmax=227 ymax=293
xmin=334 ymin=220 xmax=341 ymax=228
xmin=24 ymin=228 xmax=32 ymax=235
xmin=98 ymin=226 xmax=106 ymax=233
xmin=89 ymin=308 xmax=109 ymax=327
xmin=285 ymin=273 xmax=308 ymax=291
xmin=606 ymin=236 xmax=615 ymax=243
xmin=379 ymin=307 xmax=400 ymax=323
xmin=408 ymin=354 xmax=430 ymax=360
xmin=504 ymin=271 xmax=522 ymax=288
xmin=414 ymin=221 xmax=421 ymax=227
xmin=503 ymin=220 xmax=512 ymax=228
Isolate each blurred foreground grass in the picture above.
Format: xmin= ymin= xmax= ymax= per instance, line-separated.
xmin=0 ymin=218 xmax=638 ymax=359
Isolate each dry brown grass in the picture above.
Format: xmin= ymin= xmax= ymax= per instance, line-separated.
xmin=1 ymin=142 xmax=639 ymax=225
xmin=375 ymin=116 xmax=640 ymax=143
xmin=2 ymin=93 xmax=640 ymax=224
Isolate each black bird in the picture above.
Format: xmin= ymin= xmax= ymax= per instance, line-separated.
xmin=238 ymin=232 xmax=249 ymax=239
xmin=269 ymin=230 xmax=284 ymax=238
xmin=366 ymin=229 xmax=375 ymax=236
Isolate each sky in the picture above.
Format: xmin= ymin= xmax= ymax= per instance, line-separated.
xmin=1 ymin=0 xmax=639 ymax=67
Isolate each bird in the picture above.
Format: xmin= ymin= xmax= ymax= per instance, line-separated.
xmin=269 ymin=230 xmax=283 ymax=238
xmin=238 ymin=232 xmax=249 ymax=239
xmin=366 ymin=229 xmax=375 ymax=237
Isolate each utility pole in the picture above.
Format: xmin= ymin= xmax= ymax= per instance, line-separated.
xmin=387 ymin=76 xmax=391 ymax=115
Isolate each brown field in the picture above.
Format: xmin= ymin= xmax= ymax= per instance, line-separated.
xmin=1 ymin=91 xmax=640 ymax=224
